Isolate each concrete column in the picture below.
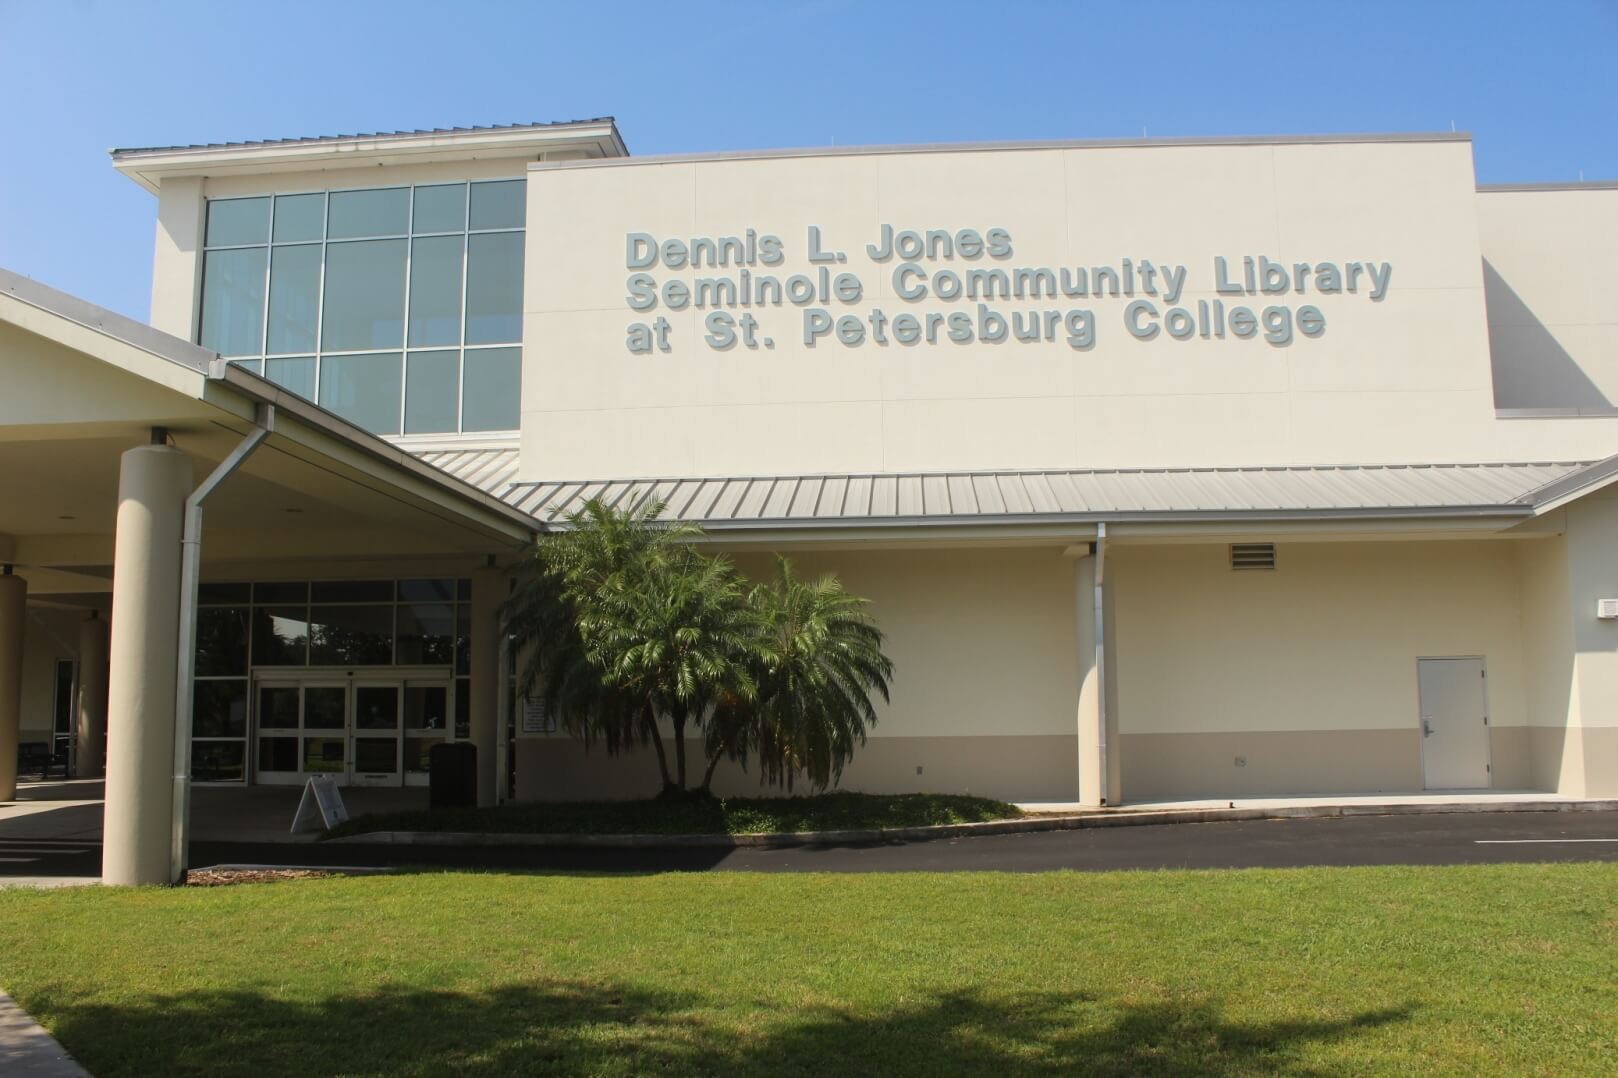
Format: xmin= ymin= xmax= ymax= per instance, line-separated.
xmin=468 ymin=567 xmax=502 ymax=808
xmin=0 ymin=569 xmax=27 ymax=801
xmin=1074 ymin=552 xmax=1103 ymax=807
xmin=102 ymin=444 xmax=190 ymax=886
xmin=75 ymin=612 xmax=109 ymax=779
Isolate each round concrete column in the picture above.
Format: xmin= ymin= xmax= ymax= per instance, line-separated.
xmin=0 ymin=569 xmax=27 ymax=802
xmin=468 ymin=568 xmax=503 ymax=808
xmin=76 ymin=612 xmax=110 ymax=779
xmin=1073 ymin=554 xmax=1103 ymax=808
xmin=102 ymin=444 xmax=190 ymax=886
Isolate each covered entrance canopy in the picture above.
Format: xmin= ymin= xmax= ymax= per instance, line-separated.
xmin=0 ymin=267 xmax=540 ymax=885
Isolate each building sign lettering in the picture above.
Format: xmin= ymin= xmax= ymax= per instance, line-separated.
xmin=622 ymin=225 xmax=1392 ymax=355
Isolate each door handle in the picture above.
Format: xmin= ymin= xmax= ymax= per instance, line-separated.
xmin=1421 ymin=719 xmax=1433 ymax=738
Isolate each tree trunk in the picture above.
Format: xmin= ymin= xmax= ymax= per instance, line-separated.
xmin=642 ymin=698 xmax=673 ymax=791
xmin=672 ymin=712 xmax=688 ymax=791
xmin=700 ymin=749 xmax=724 ymax=794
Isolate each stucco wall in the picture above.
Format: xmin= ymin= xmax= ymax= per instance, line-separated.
xmin=1111 ymin=540 xmax=1534 ymax=798
xmin=1479 ymin=187 xmax=1618 ymax=415
xmin=516 ymin=544 xmax=1082 ymax=802
xmin=18 ymin=605 xmax=82 ymax=743
xmin=1563 ymin=490 xmax=1618 ymax=796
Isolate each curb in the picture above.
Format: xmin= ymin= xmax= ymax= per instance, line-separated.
xmin=325 ymin=798 xmax=1618 ymax=850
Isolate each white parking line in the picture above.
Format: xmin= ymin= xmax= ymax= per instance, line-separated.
xmin=1474 ymin=838 xmax=1618 ymax=844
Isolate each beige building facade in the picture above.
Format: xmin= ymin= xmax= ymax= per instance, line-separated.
xmin=4 ymin=120 xmax=1618 ymax=881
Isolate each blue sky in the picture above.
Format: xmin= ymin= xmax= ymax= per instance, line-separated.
xmin=2 ymin=0 xmax=1614 ymax=322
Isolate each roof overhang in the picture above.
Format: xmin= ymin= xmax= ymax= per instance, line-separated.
xmin=497 ymin=461 xmax=1591 ymax=546
xmin=0 ymin=267 xmax=542 ymax=566
xmin=111 ymin=118 xmax=628 ymax=195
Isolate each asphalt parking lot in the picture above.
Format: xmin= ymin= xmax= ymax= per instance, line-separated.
xmin=5 ymin=809 xmax=1616 ymax=883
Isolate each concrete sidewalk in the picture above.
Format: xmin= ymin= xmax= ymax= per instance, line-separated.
xmin=1017 ymin=790 xmax=1590 ymax=814
xmin=0 ymin=991 xmax=89 ymax=1077
xmin=1 ymin=779 xmax=426 ymax=844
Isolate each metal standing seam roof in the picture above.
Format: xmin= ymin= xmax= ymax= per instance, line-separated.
xmin=415 ymin=447 xmax=524 ymax=495
xmin=109 ymin=118 xmax=620 ymax=157
xmin=491 ymin=461 xmax=1597 ymax=528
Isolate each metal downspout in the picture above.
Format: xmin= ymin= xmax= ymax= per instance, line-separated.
xmin=1094 ymin=522 xmax=1108 ymax=806
xmin=170 ymin=406 xmax=275 ymax=883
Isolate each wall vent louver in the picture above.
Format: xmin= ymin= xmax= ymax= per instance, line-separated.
xmin=1230 ymin=543 xmax=1277 ymax=571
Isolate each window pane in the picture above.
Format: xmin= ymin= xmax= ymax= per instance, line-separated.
xmin=193 ymin=741 xmax=246 ymax=782
xmin=305 ymin=688 xmax=346 ymax=729
xmin=407 ymin=235 xmax=463 ymax=347
xmin=355 ymin=686 xmax=399 ymax=730
xmin=398 ymin=578 xmax=456 ymax=602
xmin=398 ymin=602 xmax=455 ymax=664
xmin=258 ymin=686 xmax=300 ymax=729
xmin=310 ymin=605 xmax=394 ymax=665
xmin=195 ymin=607 xmax=249 ymax=677
xmin=404 ymin=351 xmax=459 ymax=434
xmin=267 ymin=244 xmax=321 ymax=354
xmin=405 ymin=736 xmax=444 ymax=773
xmin=258 ymin=736 xmax=299 ymax=772
xmin=252 ymin=607 xmax=309 ymax=665
xmin=321 ymin=239 xmax=406 ymax=350
xmin=455 ymin=603 xmax=470 ymax=675
xmin=254 ymin=581 xmax=308 ymax=604
xmin=462 ymin=347 xmax=521 ymax=431
xmin=404 ymin=685 xmax=449 ymax=730
xmin=413 ymin=184 xmax=466 ymax=233
xmin=455 ymin=678 xmax=469 ymax=738
xmin=193 ymin=680 xmax=247 ymax=738
xmin=327 ymin=187 xmax=408 ymax=239
xmin=311 ymin=580 xmax=393 ymax=603
xmin=272 ymin=193 xmax=325 ymax=242
xmin=206 ymin=198 xmax=270 ymax=246
xmin=303 ymin=736 xmax=345 ymax=773
xmin=318 ymin=352 xmax=402 ymax=435
xmin=354 ymin=738 xmax=397 ymax=772
xmin=199 ymin=248 xmax=266 ymax=356
xmin=469 ymin=180 xmax=525 ymax=230
xmin=266 ymin=356 xmax=316 ymax=399
xmin=199 ymin=582 xmax=251 ymax=604
xmin=464 ymin=232 xmax=523 ymax=344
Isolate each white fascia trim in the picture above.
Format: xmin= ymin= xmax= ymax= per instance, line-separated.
xmin=1525 ymin=454 xmax=1618 ymax=515
xmin=113 ymin=121 xmax=626 ymax=194
xmin=0 ymin=288 xmax=209 ymax=399
xmin=529 ymin=131 xmax=1471 ymax=173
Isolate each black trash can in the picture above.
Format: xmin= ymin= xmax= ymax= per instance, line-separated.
xmin=429 ymin=742 xmax=478 ymax=809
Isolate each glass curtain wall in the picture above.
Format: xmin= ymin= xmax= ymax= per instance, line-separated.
xmin=192 ymin=578 xmax=473 ymax=783
xmin=198 ymin=180 xmax=524 ymax=436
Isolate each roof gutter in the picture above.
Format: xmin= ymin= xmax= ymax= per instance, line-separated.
xmin=171 ymin=406 xmax=274 ymax=883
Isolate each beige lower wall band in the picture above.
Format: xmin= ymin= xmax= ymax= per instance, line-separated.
xmin=514 ymin=725 xmax=1549 ymax=804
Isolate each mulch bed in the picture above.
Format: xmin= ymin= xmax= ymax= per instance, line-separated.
xmin=184 ymin=868 xmax=336 ymax=887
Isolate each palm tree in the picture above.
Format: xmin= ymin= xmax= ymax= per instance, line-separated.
xmin=703 ymin=557 xmax=895 ymax=794
xmin=504 ymin=498 xmax=755 ymax=795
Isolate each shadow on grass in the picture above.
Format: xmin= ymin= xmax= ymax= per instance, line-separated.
xmin=30 ymin=979 xmax=1414 ymax=1077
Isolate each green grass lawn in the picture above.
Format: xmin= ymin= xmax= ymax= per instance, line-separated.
xmin=324 ymin=791 xmax=1023 ymax=839
xmin=2 ymin=864 xmax=1615 ymax=1076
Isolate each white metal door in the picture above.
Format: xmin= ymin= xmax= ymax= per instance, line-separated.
xmin=1417 ymin=657 xmax=1491 ymax=790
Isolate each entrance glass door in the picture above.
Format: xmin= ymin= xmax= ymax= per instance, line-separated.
xmin=253 ymin=674 xmax=453 ymax=787
xmin=402 ymin=680 xmax=451 ymax=788
xmin=350 ymin=683 xmax=401 ymax=787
